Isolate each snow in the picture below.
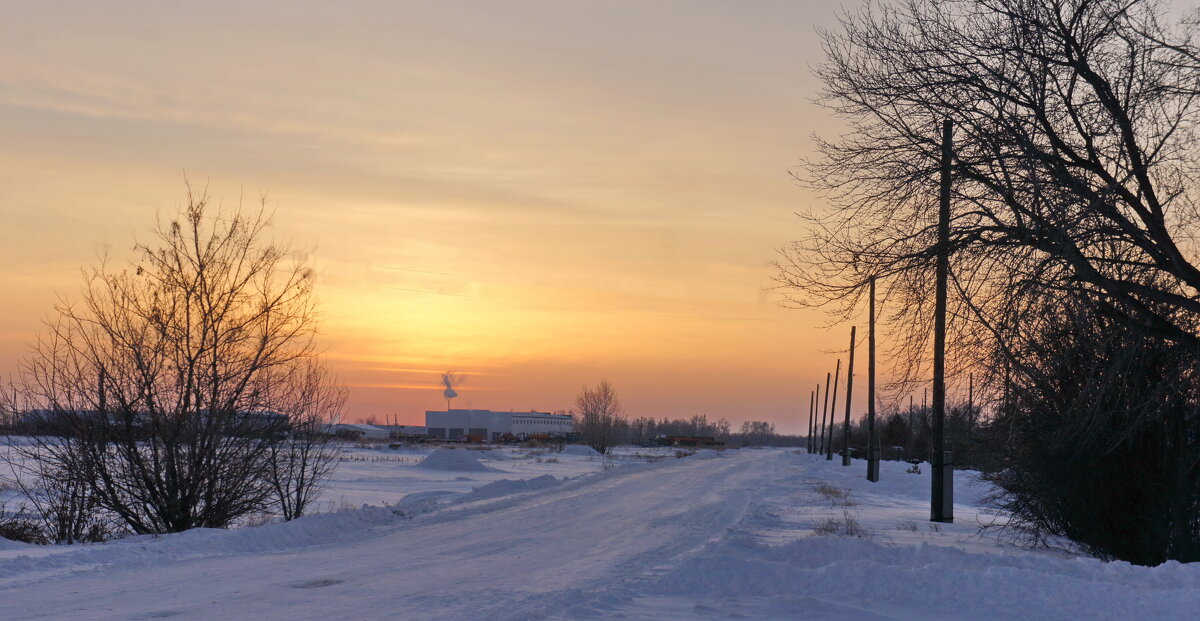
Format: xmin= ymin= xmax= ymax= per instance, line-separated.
xmin=413 ymin=447 xmax=502 ymax=472
xmin=1 ymin=448 xmax=1197 ymax=620
xmin=0 ymin=537 xmax=28 ymax=551
xmin=561 ymin=444 xmax=601 ymax=457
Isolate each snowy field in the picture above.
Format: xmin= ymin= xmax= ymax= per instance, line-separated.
xmin=2 ymin=446 xmax=1198 ymax=620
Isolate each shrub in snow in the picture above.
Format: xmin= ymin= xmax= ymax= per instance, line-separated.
xmin=1 ymin=194 xmax=345 ymax=537
xmin=809 ymin=510 xmax=872 ymax=539
xmin=984 ymin=305 xmax=1200 ymax=565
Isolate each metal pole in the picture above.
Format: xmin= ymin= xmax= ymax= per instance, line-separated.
xmin=842 ymin=326 xmax=856 ymax=466
xmin=931 ymin=118 xmax=954 ymax=523
xmin=867 ymin=278 xmax=880 ymax=481
xmin=827 ymin=359 xmax=840 ymax=460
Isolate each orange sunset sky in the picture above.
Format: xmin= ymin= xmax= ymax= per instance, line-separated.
xmin=0 ymin=1 xmax=879 ymax=433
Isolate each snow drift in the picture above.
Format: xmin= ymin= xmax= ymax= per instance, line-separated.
xmin=413 ymin=448 xmax=500 ymax=472
xmin=468 ymin=475 xmax=561 ymax=501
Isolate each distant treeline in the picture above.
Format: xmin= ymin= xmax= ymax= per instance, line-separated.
xmin=623 ymin=414 xmax=803 ymax=448
xmin=818 ymin=400 xmax=999 ymax=471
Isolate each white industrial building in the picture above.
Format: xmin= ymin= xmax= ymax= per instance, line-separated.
xmin=424 ymin=409 xmax=573 ymax=441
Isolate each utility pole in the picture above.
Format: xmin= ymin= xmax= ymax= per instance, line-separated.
xmin=98 ymin=367 xmax=106 ymax=415
xmin=842 ymin=326 xmax=856 ymax=466
xmin=931 ymin=118 xmax=954 ymax=523
xmin=867 ymin=278 xmax=880 ymax=481
xmin=808 ymin=389 xmax=816 ymax=454
xmin=968 ymin=372 xmax=974 ymax=420
xmin=827 ymin=359 xmax=840 ymax=461
xmin=814 ymin=384 xmax=820 ymax=453
xmin=819 ymin=374 xmax=830 ymax=457
xmin=909 ymin=394 xmax=915 ymax=459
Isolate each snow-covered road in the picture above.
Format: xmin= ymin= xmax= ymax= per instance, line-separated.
xmin=2 ymin=449 xmax=1198 ymax=620
xmin=1 ymin=450 xmax=766 ymax=620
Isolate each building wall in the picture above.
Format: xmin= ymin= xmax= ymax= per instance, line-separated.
xmin=510 ymin=414 xmax=573 ymax=436
xmin=424 ymin=410 xmax=573 ymax=440
xmin=425 ymin=410 xmax=510 ymax=439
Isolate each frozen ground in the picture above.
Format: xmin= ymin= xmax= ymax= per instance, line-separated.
xmin=2 ymin=447 xmax=1198 ymax=620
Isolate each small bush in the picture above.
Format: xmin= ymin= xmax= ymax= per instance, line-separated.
xmin=241 ymin=512 xmax=276 ymax=528
xmin=813 ymin=483 xmax=855 ymax=507
xmin=810 ymin=510 xmax=872 ymax=539
xmin=0 ymin=507 xmax=47 ymax=545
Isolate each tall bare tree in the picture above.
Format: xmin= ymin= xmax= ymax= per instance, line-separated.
xmin=778 ymin=0 xmax=1200 ymax=380
xmin=777 ymin=0 xmax=1200 ymax=564
xmin=10 ymin=186 xmax=343 ymax=534
xmin=574 ymin=381 xmax=625 ymax=455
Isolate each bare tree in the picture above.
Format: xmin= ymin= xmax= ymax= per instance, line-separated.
xmin=262 ymin=360 xmax=346 ymax=521
xmin=738 ymin=420 xmax=777 ymax=446
xmin=778 ymin=0 xmax=1200 ymax=384
xmin=574 ymin=381 xmax=625 ymax=455
xmin=2 ymin=445 xmax=115 ymax=545
xmin=9 ymin=186 xmax=343 ymax=534
xmin=777 ymin=0 xmax=1200 ymax=564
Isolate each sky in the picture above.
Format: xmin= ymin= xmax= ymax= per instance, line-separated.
xmin=0 ymin=1 xmax=872 ymax=432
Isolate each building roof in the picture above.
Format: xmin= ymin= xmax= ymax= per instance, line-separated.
xmin=425 ymin=409 xmax=569 ymax=418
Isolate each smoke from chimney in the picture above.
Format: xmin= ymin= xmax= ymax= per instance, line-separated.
xmin=441 ymin=372 xmax=462 ymax=408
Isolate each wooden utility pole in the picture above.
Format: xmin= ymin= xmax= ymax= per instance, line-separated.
xmin=867 ymin=278 xmax=880 ymax=481
xmin=842 ymin=327 xmax=856 ymax=466
xmin=968 ymin=373 xmax=974 ymax=419
xmin=931 ymin=118 xmax=954 ymax=523
xmin=827 ymin=359 xmax=840 ymax=460
xmin=819 ymin=374 xmax=830 ymax=456
xmin=814 ymin=384 xmax=820 ymax=453
xmin=909 ymin=394 xmax=915 ymax=458
xmin=98 ymin=367 xmax=106 ymax=414
xmin=808 ymin=389 xmax=816 ymax=454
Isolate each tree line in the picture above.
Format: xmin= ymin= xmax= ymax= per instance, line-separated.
xmin=572 ymin=381 xmax=802 ymax=452
xmin=779 ymin=0 xmax=1200 ymax=565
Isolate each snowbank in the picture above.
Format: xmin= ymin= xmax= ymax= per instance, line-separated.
xmin=468 ymin=475 xmax=561 ymax=501
xmin=413 ymin=448 xmax=500 ymax=472
xmin=0 ymin=537 xmax=29 ymax=551
xmin=647 ymin=534 xmax=1200 ymax=619
xmin=561 ymin=445 xmax=601 ymax=457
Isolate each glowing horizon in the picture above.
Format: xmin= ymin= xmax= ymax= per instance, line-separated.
xmin=0 ymin=1 xmax=885 ymax=433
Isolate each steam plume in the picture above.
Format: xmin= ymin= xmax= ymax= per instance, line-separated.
xmin=441 ymin=372 xmax=462 ymax=400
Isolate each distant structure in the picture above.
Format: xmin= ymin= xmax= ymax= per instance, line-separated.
xmin=424 ymin=409 xmax=573 ymax=441
xmin=325 ymin=423 xmax=392 ymax=440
